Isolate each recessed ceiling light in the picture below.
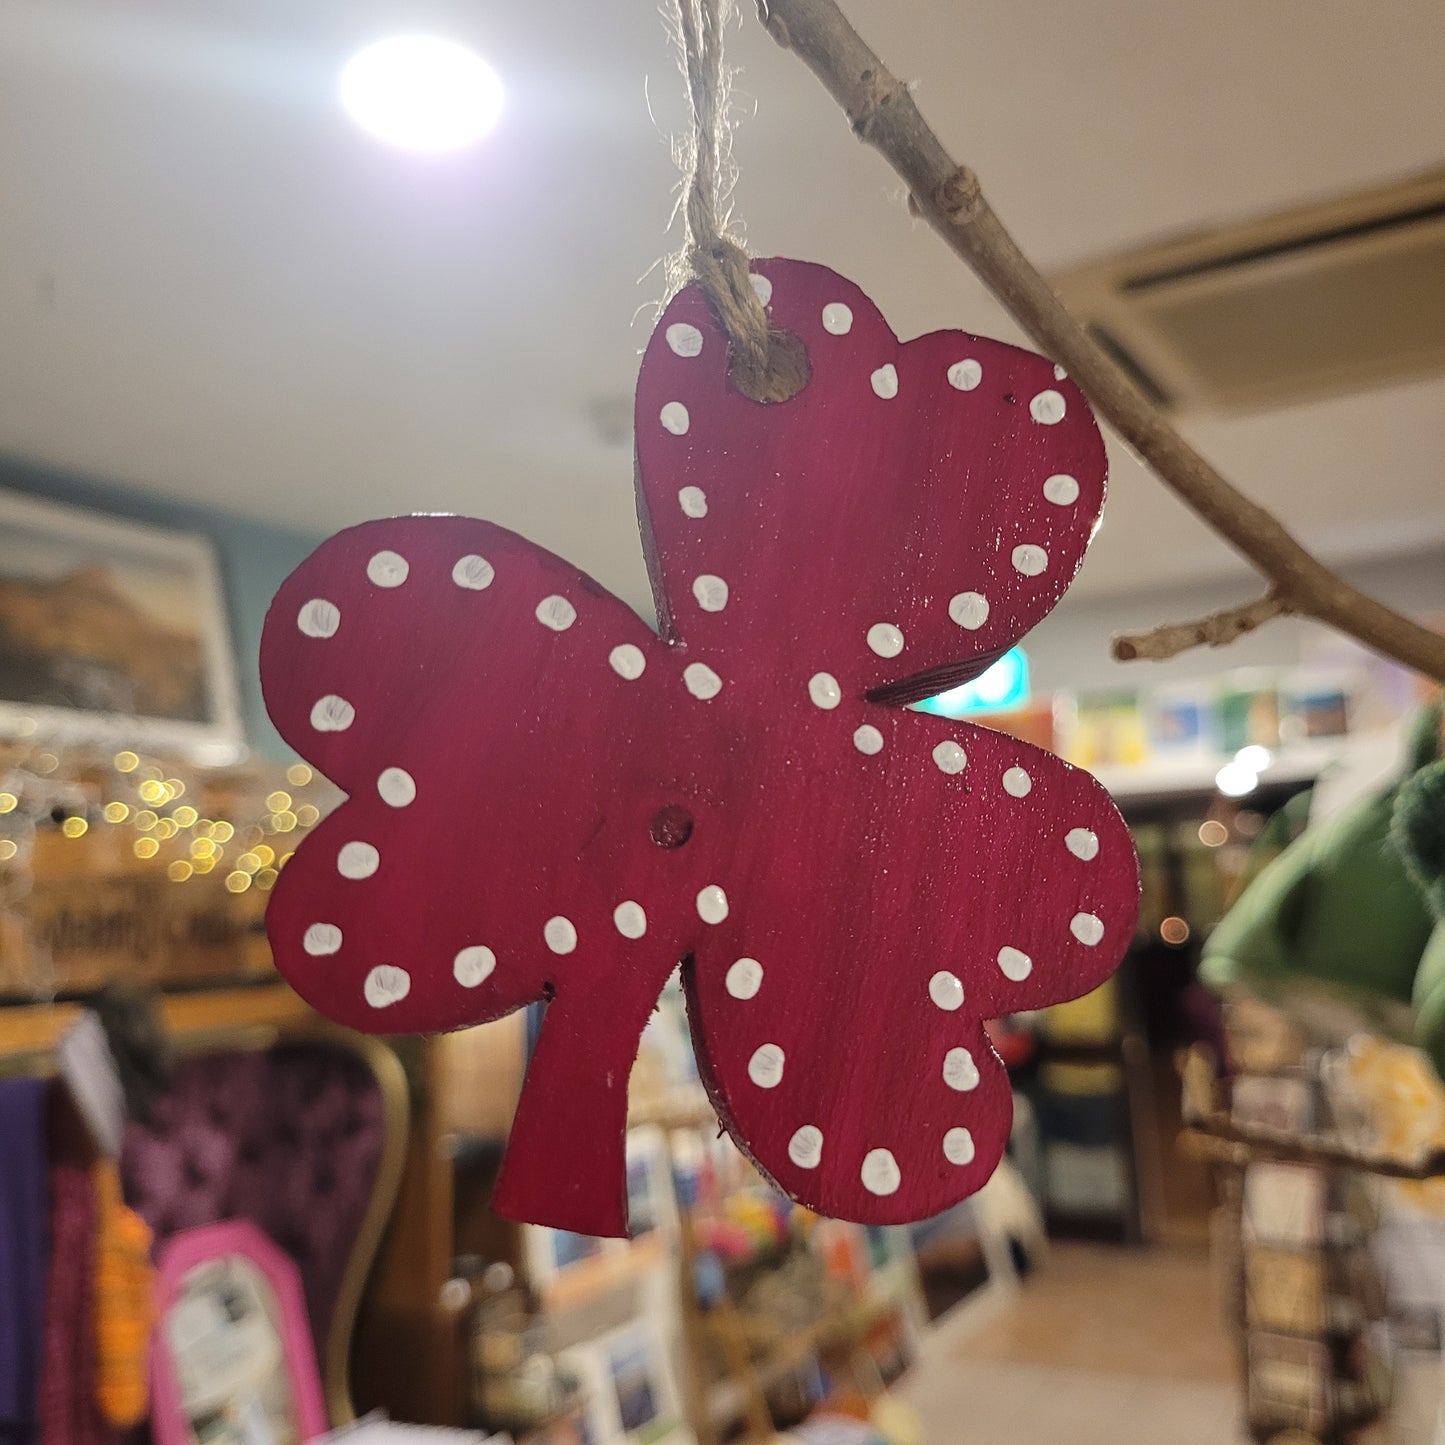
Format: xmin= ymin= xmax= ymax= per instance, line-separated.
xmin=340 ymin=36 xmax=503 ymax=152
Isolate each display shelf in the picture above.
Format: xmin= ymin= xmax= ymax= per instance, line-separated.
xmin=1091 ymin=735 xmax=1352 ymax=802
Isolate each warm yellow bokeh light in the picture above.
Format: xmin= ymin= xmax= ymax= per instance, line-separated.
xmin=114 ymin=751 xmax=140 ymax=773
xmin=296 ymin=805 xmax=320 ymax=827
xmin=134 ymin=838 xmax=160 ymax=859
xmin=266 ymin=791 xmax=292 ymax=813
xmin=135 ymin=811 xmax=158 ymax=832
xmin=165 ymin=779 xmax=186 ymax=799
xmin=154 ymin=819 xmax=178 ymax=840
xmin=0 ymin=794 xmax=16 ymax=815
xmin=102 ymin=801 xmax=130 ymax=824
xmin=212 ymin=822 xmax=235 ymax=843
xmin=254 ymin=845 xmax=276 ymax=867
xmin=225 ymin=871 xmax=252 ymax=894
xmin=167 ymin=860 xmax=193 ymax=882
xmin=0 ymin=840 xmax=17 ymax=862
xmin=193 ymin=855 xmax=217 ymax=874
xmin=286 ymin=764 xmax=312 ymax=787
xmin=190 ymin=837 xmax=217 ymax=860
xmin=272 ymin=811 xmax=298 ymax=833
xmin=61 ymin=816 xmax=88 ymax=838
xmin=256 ymin=867 xmax=279 ymax=891
xmin=138 ymin=779 xmax=167 ymax=805
xmin=173 ymin=805 xmax=199 ymax=828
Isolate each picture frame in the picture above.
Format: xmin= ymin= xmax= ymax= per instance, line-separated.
xmin=559 ymin=1320 xmax=690 ymax=1445
xmin=150 ymin=1219 xmax=330 ymax=1445
xmin=0 ymin=490 xmax=244 ymax=761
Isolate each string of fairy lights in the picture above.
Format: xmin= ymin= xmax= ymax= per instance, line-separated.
xmin=0 ymin=745 xmax=329 ymax=895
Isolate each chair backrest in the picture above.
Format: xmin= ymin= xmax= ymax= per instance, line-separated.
xmin=120 ymin=1037 xmax=405 ymax=1420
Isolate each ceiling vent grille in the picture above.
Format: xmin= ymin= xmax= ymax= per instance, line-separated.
xmin=1051 ymin=169 xmax=1445 ymax=415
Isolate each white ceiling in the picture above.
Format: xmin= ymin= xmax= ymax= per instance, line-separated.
xmin=2 ymin=0 xmax=1443 ymax=615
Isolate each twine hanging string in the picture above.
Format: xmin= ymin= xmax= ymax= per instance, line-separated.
xmin=674 ymin=0 xmax=809 ymax=402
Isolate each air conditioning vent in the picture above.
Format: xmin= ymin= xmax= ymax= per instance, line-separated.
xmin=1051 ymin=170 xmax=1445 ymax=415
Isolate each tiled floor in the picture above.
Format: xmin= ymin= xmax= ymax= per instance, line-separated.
xmin=901 ymin=1244 xmax=1247 ymax=1445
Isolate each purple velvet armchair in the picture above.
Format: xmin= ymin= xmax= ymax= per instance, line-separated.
xmin=120 ymin=1035 xmax=407 ymax=1421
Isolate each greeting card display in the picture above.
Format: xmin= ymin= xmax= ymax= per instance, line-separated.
xmin=261 ymin=259 xmax=1140 ymax=1235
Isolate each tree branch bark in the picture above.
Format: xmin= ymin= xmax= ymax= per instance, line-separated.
xmin=756 ymin=0 xmax=1445 ymax=683
xmin=1113 ymin=592 xmax=1291 ymax=663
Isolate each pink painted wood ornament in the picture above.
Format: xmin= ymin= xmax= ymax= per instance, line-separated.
xmin=260 ymin=259 xmax=1140 ymax=1237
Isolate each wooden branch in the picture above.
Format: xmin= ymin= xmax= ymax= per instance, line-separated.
xmin=1113 ymin=592 xmax=1291 ymax=663
xmin=756 ymin=0 xmax=1445 ymax=684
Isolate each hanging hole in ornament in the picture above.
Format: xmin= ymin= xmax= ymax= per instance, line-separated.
xmin=728 ymin=328 xmax=811 ymax=405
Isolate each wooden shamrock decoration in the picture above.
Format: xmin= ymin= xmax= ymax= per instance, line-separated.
xmin=260 ymin=259 xmax=1140 ymax=1236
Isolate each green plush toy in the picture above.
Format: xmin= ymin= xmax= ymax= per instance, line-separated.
xmin=1393 ymin=728 xmax=1445 ymax=1076
xmin=1201 ymin=703 xmax=1443 ymax=1055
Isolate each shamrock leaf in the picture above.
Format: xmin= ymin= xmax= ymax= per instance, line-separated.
xmin=261 ymin=259 xmax=1139 ymax=1235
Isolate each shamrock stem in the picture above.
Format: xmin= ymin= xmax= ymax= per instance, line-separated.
xmin=491 ymin=966 xmax=671 ymax=1238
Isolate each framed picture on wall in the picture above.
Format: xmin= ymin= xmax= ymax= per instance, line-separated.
xmin=0 ymin=490 xmax=244 ymax=759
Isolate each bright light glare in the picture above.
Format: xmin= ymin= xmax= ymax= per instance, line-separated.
xmin=1235 ymin=744 xmax=1273 ymax=773
xmin=340 ymin=36 xmax=502 ymax=151
xmin=1215 ymin=761 xmax=1258 ymax=798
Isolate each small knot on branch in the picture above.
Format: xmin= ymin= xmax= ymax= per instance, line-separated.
xmin=935 ymin=166 xmax=983 ymax=221
xmin=676 ymin=0 xmax=809 ymax=402
xmin=848 ymin=68 xmax=910 ymax=140
xmin=1113 ymin=592 xmax=1292 ymax=663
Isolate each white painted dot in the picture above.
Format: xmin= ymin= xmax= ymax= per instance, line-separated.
xmin=1043 ymin=473 xmax=1080 ymax=506
xmin=660 ymin=401 xmax=690 ymax=435
xmin=933 ymin=740 xmax=968 ymax=775
xmin=453 ymin=946 xmax=496 ymax=988
xmin=808 ymin=672 xmax=842 ymax=709
xmin=452 ymin=554 xmax=495 ymax=590
xmin=788 ymin=1125 xmax=824 ymax=1169
xmin=853 ymin=725 xmax=884 ymax=756
xmin=692 ymin=574 xmax=729 ymax=612
xmin=536 ymin=595 xmax=577 ymax=631
xmin=748 ymin=1043 xmax=785 ymax=1088
xmin=377 ymin=767 xmax=416 ymax=808
xmin=364 ymin=965 xmax=410 ymax=1009
xmin=1003 ymin=766 xmax=1033 ymax=798
xmin=1071 ymin=912 xmax=1105 ymax=946
xmin=613 ymin=901 xmax=647 ymax=939
xmin=947 ymin=358 xmax=983 ymax=391
xmin=303 ymin=923 xmax=342 ymax=956
xmin=943 ymin=1127 xmax=976 ymax=1166
xmin=997 ymin=946 xmax=1033 ymax=982
xmin=297 ymin=598 xmax=340 ymax=638
xmin=1066 ymin=828 xmax=1100 ymax=861
xmin=1054 ymin=363 xmax=1068 ymax=380
xmin=749 ymin=273 xmax=772 ymax=306
xmin=943 ymin=1048 xmax=980 ymax=1092
xmin=861 ymin=1148 xmax=901 ymax=1196
xmin=338 ymin=841 xmax=379 ymax=879
xmin=684 ymin=662 xmax=722 ymax=700
xmin=1012 ymin=544 xmax=1048 ymax=576
xmin=1030 ymin=389 xmax=1066 ymax=425
xmin=609 ymin=644 xmax=646 ymax=680
xmin=678 ymin=486 xmax=708 ymax=518
xmin=929 ymin=971 xmax=964 ymax=1011
xmin=665 ymin=322 xmax=704 ymax=357
xmin=822 ymin=302 xmax=853 ymax=335
xmin=871 ymin=363 xmax=899 ymax=399
xmin=867 ymin=622 xmax=904 ymax=658
xmin=367 ymin=551 xmax=408 ymax=587
xmin=697 ymin=885 xmax=729 ymax=925
xmin=948 ymin=592 xmax=990 ymax=630
xmin=726 ymin=958 xmax=763 ymax=999
xmin=544 ymin=916 xmax=577 ymax=955
xmin=310 ymin=694 xmax=355 ymax=732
